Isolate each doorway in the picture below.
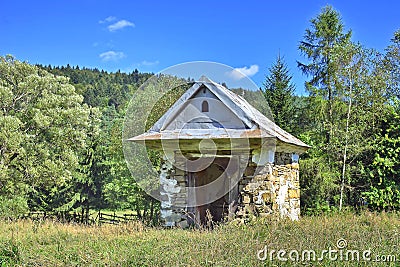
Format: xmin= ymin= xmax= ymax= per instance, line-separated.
xmin=187 ymin=157 xmax=239 ymax=225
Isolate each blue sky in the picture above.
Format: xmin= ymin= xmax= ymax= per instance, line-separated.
xmin=1 ymin=0 xmax=399 ymax=94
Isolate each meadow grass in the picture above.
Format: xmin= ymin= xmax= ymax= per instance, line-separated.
xmin=0 ymin=211 xmax=399 ymax=266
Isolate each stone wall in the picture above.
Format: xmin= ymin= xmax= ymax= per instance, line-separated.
xmin=159 ymin=152 xmax=301 ymax=227
xmin=236 ymin=156 xmax=300 ymax=221
xmin=159 ymin=161 xmax=188 ymax=227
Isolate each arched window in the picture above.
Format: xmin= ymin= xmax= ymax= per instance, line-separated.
xmin=201 ymin=100 xmax=209 ymax=112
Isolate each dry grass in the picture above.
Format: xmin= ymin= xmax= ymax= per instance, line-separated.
xmin=1 ymin=211 xmax=399 ymax=266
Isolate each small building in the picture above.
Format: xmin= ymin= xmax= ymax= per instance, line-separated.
xmin=130 ymin=76 xmax=309 ymax=226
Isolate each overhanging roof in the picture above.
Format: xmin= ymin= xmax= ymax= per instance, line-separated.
xmin=128 ymin=76 xmax=310 ymax=153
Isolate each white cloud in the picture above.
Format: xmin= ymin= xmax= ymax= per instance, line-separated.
xmin=227 ymin=64 xmax=259 ymax=80
xmin=99 ymin=16 xmax=116 ymax=24
xmin=99 ymin=51 xmax=125 ymax=61
xmin=108 ymin=20 xmax=135 ymax=32
xmin=141 ymin=60 xmax=159 ymax=66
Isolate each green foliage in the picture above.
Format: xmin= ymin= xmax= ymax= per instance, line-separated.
xmin=296 ymin=7 xmax=400 ymax=213
xmin=384 ymin=29 xmax=400 ymax=99
xmin=262 ymin=54 xmax=295 ymax=132
xmin=230 ymin=88 xmax=273 ymax=119
xmin=120 ymin=75 xmax=188 ymax=219
xmin=38 ymin=61 xmax=156 ymax=219
xmin=362 ymin=106 xmax=400 ymax=210
xmin=102 ymin=111 xmax=141 ymax=211
xmin=362 ymin=182 xmax=400 ymax=210
xmin=40 ymin=64 xmax=150 ymax=110
xmin=298 ymin=5 xmax=352 ymax=94
xmin=1 ymin=9 xmax=399 ymax=219
xmin=0 ymin=56 xmax=95 ymax=214
xmin=145 ymin=82 xmax=189 ymax=131
xmin=300 ymin=156 xmax=340 ymax=213
xmin=0 ymin=196 xmax=28 ymax=219
xmin=0 ymin=239 xmax=20 ymax=266
xmin=298 ymin=5 xmax=353 ymax=158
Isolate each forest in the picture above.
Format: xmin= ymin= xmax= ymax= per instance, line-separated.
xmin=0 ymin=6 xmax=399 ymax=223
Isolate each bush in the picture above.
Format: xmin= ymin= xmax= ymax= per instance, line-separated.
xmin=0 ymin=240 xmax=20 ymax=266
xmin=0 ymin=196 xmax=28 ymax=219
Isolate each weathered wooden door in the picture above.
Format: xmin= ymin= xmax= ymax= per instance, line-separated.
xmin=187 ymin=157 xmax=239 ymax=225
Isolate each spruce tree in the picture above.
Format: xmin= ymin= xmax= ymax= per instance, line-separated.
xmin=262 ymin=54 xmax=295 ymax=132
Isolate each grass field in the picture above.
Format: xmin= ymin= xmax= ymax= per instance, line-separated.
xmin=1 ymin=211 xmax=399 ymax=266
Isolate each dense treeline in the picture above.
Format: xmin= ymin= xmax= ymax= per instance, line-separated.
xmin=0 ymin=5 xmax=399 ymax=221
xmin=262 ymin=6 xmax=400 ymax=214
xmin=0 ymin=56 xmax=159 ymax=222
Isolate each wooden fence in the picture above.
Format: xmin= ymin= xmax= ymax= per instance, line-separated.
xmin=95 ymin=211 xmax=139 ymax=225
xmin=22 ymin=211 xmax=141 ymax=225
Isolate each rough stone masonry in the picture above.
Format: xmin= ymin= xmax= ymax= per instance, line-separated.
xmin=159 ymin=151 xmax=300 ymax=227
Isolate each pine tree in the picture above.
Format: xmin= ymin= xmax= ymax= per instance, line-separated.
xmin=262 ymin=54 xmax=295 ymax=132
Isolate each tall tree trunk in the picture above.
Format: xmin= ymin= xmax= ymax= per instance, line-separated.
xmin=328 ymin=82 xmax=333 ymax=144
xmin=135 ymin=202 xmax=142 ymax=220
xmin=339 ymin=74 xmax=353 ymax=211
xmin=81 ymin=206 xmax=85 ymax=224
xmin=149 ymin=198 xmax=154 ymax=223
xmin=327 ymin=55 xmax=334 ymax=146
xmin=85 ymin=199 xmax=90 ymax=224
